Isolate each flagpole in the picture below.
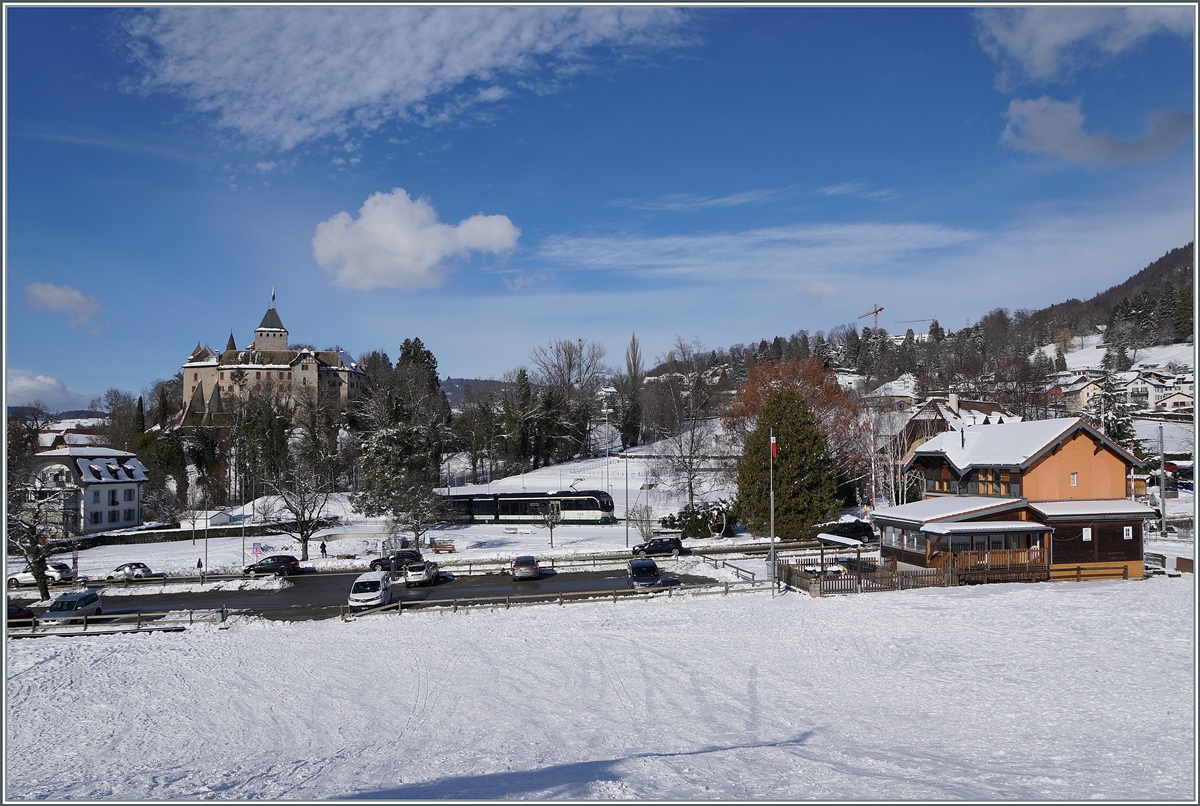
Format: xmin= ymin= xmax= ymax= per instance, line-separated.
xmin=770 ymin=429 xmax=776 ymax=597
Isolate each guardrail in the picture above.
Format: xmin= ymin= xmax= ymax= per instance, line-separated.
xmin=7 ymin=608 xmax=229 ymax=638
xmin=341 ymin=579 xmax=768 ymax=620
xmin=699 ymin=555 xmax=757 ymax=582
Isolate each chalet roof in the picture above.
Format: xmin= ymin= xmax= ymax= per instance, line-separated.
xmin=1028 ymin=499 xmax=1157 ymax=520
xmin=870 ymin=496 xmax=1025 ymax=527
xmin=257 ymin=307 xmax=286 ymax=331
xmin=36 ymin=447 xmax=136 ymax=459
xmin=908 ymin=417 xmax=1142 ymax=472
xmin=923 ymin=520 xmax=1051 ymax=535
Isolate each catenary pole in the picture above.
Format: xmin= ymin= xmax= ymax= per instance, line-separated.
xmin=770 ymin=428 xmax=776 ymax=597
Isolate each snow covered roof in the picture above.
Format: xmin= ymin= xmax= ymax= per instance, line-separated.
xmin=909 ymin=417 xmax=1140 ymax=472
xmin=871 ymin=496 xmax=1024 ymax=527
xmin=1028 ymin=499 xmax=1157 ymax=520
xmin=74 ymin=456 xmax=149 ymax=484
xmin=37 ymin=447 xmax=135 ymax=458
xmin=867 ymin=373 xmax=919 ymax=401
xmin=923 ymin=520 xmax=1051 ymax=535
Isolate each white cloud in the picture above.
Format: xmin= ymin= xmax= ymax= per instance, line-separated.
xmin=975 ymin=7 xmax=1193 ymax=88
xmin=815 ymin=182 xmax=898 ymax=202
xmin=628 ymin=188 xmax=795 ymax=211
xmin=536 ymin=221 xmax=981 ymax=283
xmin=313 ymin=188 xmax=521 ymax=290
xmin=24 ymin=283 xmax=107 ymax=334
xmin=254 ymin=161 xmax=277 ymax=172
xmin=5 ymin=370 xmax=94 ymax=412
xmin=124 ymin=6 xmax=686 ymax=149
xmin=1003 ymin=97 xmax=1193 ymax=165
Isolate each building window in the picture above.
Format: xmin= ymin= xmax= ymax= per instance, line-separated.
xmin=108 ymin=489 xmax=119 ymax=506
xmin=1070 ymin=472 xmax=1078 ymax=487
xmin=93 ymin=490 xmax=100 ymax=504
xmin=1082 ymin=527 xmax=1092 ymax=542
xmin=124 ymin=509 xmax=135 ymax=522
xmin=91 ymin=512 xmax=103 ymax=525
xmin=124 ymin=489 xmax=134 ymax=501
xmin=1124 ymin=526 xmax=1133 ymax=540
xmin=108 ymin=510 xmax=120 ymax=523
xmin=256 ymin=372 xmax=261 ymax=380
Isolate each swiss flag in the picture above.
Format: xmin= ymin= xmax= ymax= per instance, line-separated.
xmin=770 ymin=436 xmax=777 ymax=459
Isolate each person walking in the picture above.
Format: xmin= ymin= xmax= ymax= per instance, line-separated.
xmin=320 ymin=541 xmax=327 ymax=559
xmin=196 ymin=558 xmax=204 ymax=584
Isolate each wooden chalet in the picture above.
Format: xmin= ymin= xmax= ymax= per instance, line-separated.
xmin=873 ymin=417 xmax=1156 ymax=581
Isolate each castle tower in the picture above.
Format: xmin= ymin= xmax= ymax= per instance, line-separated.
xmin=254 ymin=306 xmax=288 ymax=352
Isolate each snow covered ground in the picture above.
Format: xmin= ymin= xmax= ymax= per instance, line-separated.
xmin=1037 ymin=333 xmax=1195 ymax=372
xmin=4 ymin=574 xmax=1193 ymax=800
xmin=5 ymin=450 xmax=1195 ymax=800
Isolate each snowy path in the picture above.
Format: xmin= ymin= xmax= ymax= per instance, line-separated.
xmin=4 ymin=574 xmax=1193 ymax=800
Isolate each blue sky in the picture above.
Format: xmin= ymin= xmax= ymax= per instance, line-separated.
xmin=4 ymin=5 xmax=1195 ymax=411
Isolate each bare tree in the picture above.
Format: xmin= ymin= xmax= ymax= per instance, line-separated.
xmin=646 ymin=337 xmax=721 ymax=512
xmin=536 ymin=499 xmax=563 ymax=548
xmin=628 ymin=503 xmax=657 ymax=543
xmin=6 ymin=404 xmax=74 ymax=601
xmin=263 ymin=453 xmax=335 ymax=562
xmin=529 ymin=338 xmax=608 ymax=458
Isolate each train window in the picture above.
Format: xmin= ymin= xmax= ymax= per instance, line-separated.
xmin=584 ymin=498 xmax=599 ymax=510
xmin=475 ymin=499 xmax=495 ymax=515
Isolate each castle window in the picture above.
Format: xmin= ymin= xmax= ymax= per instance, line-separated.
xmin=194 ymin=373 xmax=198 ymax=381
xmin=256 ymin=372 xmax=261 ymax=380
xmin=220 ymin=372 xmax=224 ymax=380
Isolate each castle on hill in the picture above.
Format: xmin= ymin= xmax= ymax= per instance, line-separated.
xmin=179 ymin=303 xmax=366 ymax=426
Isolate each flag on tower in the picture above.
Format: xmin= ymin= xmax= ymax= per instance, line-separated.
xmin=770 ymin=436 xmax=777 ymax=459
xmin=271 ymin=286 xmax=275 ymax=305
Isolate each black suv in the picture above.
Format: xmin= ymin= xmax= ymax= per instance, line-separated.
xmin=243 ymin=555 xmax=301 ymax=576
xmin=632 ymin=536 xmax=685 ymax=558
xmin=803 ymin=519 xmax=876 ymax=544
xmin=369 ymin=551 xmax=423 ymax=573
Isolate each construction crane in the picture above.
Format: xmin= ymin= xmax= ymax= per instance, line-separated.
xmin=895 ymin=317 xmax=936 ymax=326
xmin=858 ymin=304 xmax=884 ymax=333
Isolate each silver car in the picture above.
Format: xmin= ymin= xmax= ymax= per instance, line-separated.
xmin=511 ymin=556 xmax=541 ymax=581
xmin=404 ymin=561 xmax=440 ymax=588
xmin=41 ymin=589 xmax=103 ymax=625
xmin=7 ymin=562 xmax=75 ymax=589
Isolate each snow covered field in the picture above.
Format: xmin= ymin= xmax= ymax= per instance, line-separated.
xmin=6 ymin=447 xmax=1196 ymax=800
xmin=5 ymin=574 xmax=1194 ymax=800
xmin=1037 ymin=333 xmax=1194 ymax=372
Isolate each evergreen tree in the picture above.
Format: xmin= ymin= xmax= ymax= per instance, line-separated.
xmin=1054 ymin=345 xmax=1068 ymax=372
xmin=134 ymin=396 xmax=146 ymax=434
xmin=1083 ymin=373 xmax=1137 ymax=454
xmin=736 ymin=389 xmax=838 ymax=538
xmin=1175 ymin=282 xmax=1194 ymax=342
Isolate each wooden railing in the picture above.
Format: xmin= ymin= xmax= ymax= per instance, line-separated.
xmin=951 ymin=547 xmax=1048 ymax=570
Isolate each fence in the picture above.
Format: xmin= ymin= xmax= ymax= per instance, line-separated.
xmin=341 ymin=580 xmax=767 ymax=619
xmin=7 ymin=608 xmax=228 ymax=638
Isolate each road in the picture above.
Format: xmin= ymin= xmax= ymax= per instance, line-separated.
xmin=74 ymin=565 xmax=720 ymax=622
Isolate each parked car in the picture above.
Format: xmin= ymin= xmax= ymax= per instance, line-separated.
xmin=628 ymin=558 xmax=662 ymax=587
xmin=243 ymin=555 xmax=300 ymax=576
xmin=803 ymin=519 xmax=876 ymax=544
xmin=7 ymin=600 xmax=35 ymax=626
xmin=369 ymin=550 xmax=423 ymax=573
xmin=40 ymin=589 xmax=103 ymax=625
xmin=403 ymin=561 xmax=440 ymax=588
xmin=105 ymin=562 xmax=162 ymax=582
xmin=632 ymin=536 xmax=685 ymax=558
xmin=347 ymin=571 xmax=394 ymax=611
xmin=6 ymin=562 xmax=75 ymax=589
xmin=510 ymin=555 xmax=541 ymax=581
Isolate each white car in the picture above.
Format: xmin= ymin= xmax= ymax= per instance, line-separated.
xmin=40 ymin=589 xmax=103 ymax=625
xmin=348 ymin=571 xmax=394 ymax=611
xmin=7 ymin=562 xmax=75 ymax=589
xmin=403 ymin=561 xmax=440 ymax=588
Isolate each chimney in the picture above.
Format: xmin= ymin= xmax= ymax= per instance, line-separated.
xmin=948 ymin=392 xmax=959 ymax=413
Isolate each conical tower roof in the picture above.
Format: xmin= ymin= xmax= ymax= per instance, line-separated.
xmin=258 ymin=307 xmax=285 ymax=331
xmin=225 ymin=332 xmax=237 ymax=351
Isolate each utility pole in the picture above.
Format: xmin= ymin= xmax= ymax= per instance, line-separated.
xmin=1159 ymin=424 xmax=1167 ymax=538
xmin=770 ymin=429 xmax=776 ymax=597
xmin=625 ymin=454 xmax=630 ymax=548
